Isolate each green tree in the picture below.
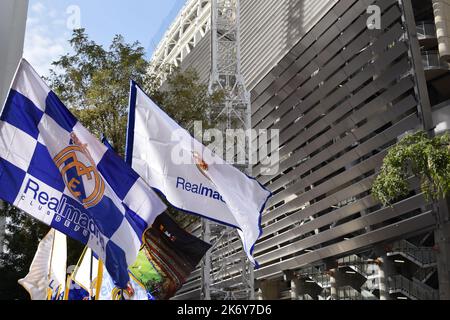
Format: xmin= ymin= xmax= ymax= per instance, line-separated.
xmin=50 ymin=28 xmax=222 ymax=156
xmin=0 ymin=205 xmax=47 ymax=300
xmin=372 ymin=131 xmax=450 ymax=206
xmin=50 ymin=29 xmax=149 ymax=157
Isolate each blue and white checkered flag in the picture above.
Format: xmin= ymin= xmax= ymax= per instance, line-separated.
xmin=0 ymin=59 xmax=167 ymax=288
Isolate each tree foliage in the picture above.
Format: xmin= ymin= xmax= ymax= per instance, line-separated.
xmin=0 ymin=205 xmax=47 ymax=299
xmin=372 ymin=131 xmax=450 ymax=206
xmin=49 ymin=29 xmax=149 ymax=157
xmin=49 ymin=29 xmax=222 ymax=157
xmin=0 ymin=205 xmax=85 ymax=299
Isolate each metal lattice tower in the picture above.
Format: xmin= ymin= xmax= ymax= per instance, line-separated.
xmin=201 ymin=0 xmax=254 ymax=301
xmin=208 ymin=0 xmax=250 ymax=132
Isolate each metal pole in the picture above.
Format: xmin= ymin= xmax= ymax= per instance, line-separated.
xmin=201 ymin=219 xmax=211 ymax=300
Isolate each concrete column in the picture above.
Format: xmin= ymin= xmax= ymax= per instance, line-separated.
xmin=378 ymin=258 xmax=389 ymax=300
xmin=377 ymin=256 xmax=394 ymax=300
xmin=375 ymin=246 xmax=395 ymax=300
xmin=435 ymin=224 xmax=450 ymax=300
xmin=0 ymin=0 xmax=28 ymax=109
xmin=325 ymin=259 xmax=341 ymax=300
xmin=434 ymin=199 xmax=450 ymax=300
xmin=260 ymin=279 xmax=280 ymax=300
xmin=290 ymin=278 xmax=300 ymax=300
xmin=432 ymin=0 xmax=450 ymax=62
xmin=329 ymin=269 xmax=339 ymax=300
xmin=255 ymin=288 xmax=264 ymax=300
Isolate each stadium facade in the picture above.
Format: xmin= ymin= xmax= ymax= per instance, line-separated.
xmin=151 ymin=0 xmax=450 ymax=300
xmin=0 ymin=0 xmax=28 ymax=109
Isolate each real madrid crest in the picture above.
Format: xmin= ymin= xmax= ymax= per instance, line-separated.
xmin=54 ymin=132 xmax=105 ymax=209
xmin=192 ymin=151 xmax=212 ymax=183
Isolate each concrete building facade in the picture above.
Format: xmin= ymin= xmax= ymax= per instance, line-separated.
xmin=152 ymin=0 xmax=450 ymax=300
xmin=0 ymin=0 xmax=29 ymax=255
xmin=0 ymin=0 xmax=29 ymax=109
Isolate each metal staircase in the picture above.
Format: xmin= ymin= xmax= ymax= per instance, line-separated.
xmin=389 ymin=274 xmax=439 ymax=300
xmin=387 ymin=240 xmax=437 ymax=267
xmin=288 ymin=247 xmax=440 ymax=300
xmin=413 ymin=266 xmax=436 ymax=283
xmin=336 ymin=254 xmax=381 ymax=300
xmin=337 ymin=254 xmax=373 ymax=278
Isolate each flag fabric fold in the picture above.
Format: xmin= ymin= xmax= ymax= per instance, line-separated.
xmin=126 ymin=81 xmax=272 ymax=265
xmin=98 ymin=213 xmax=211 ymax=300
xmin=0 ymin=59 xmax=167 ymax=288
xmin=18 ymin=229 xmax=67 ymax=300
xmin=98 ymin=258 xmax=154 ymax=301
xmin=102 ymin=136 xmax=211 ymax=300
xmin=66 ymin=247 xmax=98 ymax=300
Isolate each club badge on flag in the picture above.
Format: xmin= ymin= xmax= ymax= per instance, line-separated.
xmin=0 ymin=59 xmax=167 ymax=288
xmin=126 ymin=81 xmax=272 ymax=266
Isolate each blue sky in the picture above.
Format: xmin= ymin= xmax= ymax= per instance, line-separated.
xmin=24 ymin=0 xmax=186 ymax=76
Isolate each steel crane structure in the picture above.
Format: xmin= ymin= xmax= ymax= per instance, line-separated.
xmin=201 ymin=0 xmax=254 ymax=301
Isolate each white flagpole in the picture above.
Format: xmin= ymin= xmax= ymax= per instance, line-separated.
xmin=46 ymin=229 xmax=56 ymax=300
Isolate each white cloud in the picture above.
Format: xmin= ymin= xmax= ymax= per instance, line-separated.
xmin=23 ymin=2 xmax=71 ymax=77
xmin=31 ymin=2 xmax=45 ymax=14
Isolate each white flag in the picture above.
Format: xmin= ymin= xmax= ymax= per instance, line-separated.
xmin=73 ymin=248 xmax=98 ymax=295
xmin=125 ymin=81 xmax=272 ymax=265
xmin=65 ymin=247 xmax=99 ymax=300
xmin=18 ymin=229 xmax=67 ymax=300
